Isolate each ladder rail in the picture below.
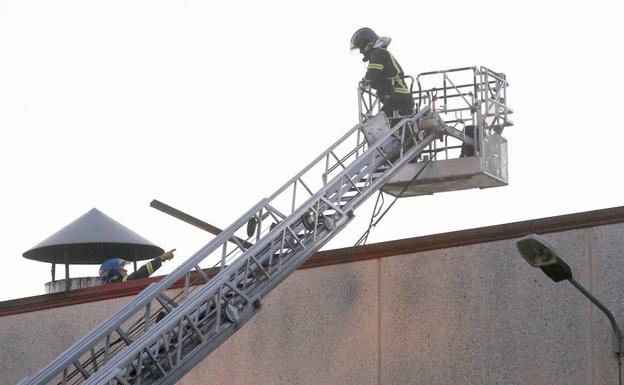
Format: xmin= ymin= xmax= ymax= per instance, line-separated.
xmin=37 ymin=116 xmax=380 ymax=382
xmin=23 ymin=106 xmax=427 ymax=385
xmin=79 ymin=110 xmax=439 ymax=385
xmin=157 ymin=131 xmax=441 ymax=384
xmin=27 ymin=119 xmax=368 ymax=384
xmin=22 ymin=199 xmax=270 ymax=385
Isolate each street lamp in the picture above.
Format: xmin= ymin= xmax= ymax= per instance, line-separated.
xmin=516 ymin=234 xmax=623 ymax=357
xmin=516 ymin=234 xmax=573 ymax=282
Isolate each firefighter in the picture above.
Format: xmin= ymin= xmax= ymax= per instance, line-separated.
xmin=99 ymin=249 xmax=175 ymax=283
xmin=351 ymin=27 xmax=415 ymax=124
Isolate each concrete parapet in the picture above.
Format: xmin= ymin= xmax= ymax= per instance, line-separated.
xmin=44 ymin=277 xmax=102 ymax=294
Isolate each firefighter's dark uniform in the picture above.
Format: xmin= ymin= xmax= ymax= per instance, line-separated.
xmin=119 ymin=258 xmax=163 ymax=282
xmin=364 ymin=48 xmax=415 ymax=120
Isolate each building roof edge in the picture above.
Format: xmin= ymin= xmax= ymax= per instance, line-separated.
xmin=3 ymin=205 xmax=623 ymax=317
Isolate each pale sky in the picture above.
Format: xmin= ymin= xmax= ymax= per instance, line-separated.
xmin=1 ymin=0 xmax=623 ymax=302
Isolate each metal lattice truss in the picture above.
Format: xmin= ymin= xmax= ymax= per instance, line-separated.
xmin=24 ymin=103 xmax=453 ymax=385
xmin=24 ymin=66 xmax=511 ymax=385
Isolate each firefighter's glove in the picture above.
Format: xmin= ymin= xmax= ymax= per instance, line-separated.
xmin=158 ymin=249 xmax=176 ymax=262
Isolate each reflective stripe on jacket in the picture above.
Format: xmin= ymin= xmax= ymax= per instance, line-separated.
xmin=122 ymin=258 xmax=163 ymax=282
xmin=364 ymin=47 xmax=410 ymax=99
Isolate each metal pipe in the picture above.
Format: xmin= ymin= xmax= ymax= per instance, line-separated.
xmin=417 ymin=66 xmax=477 ymax=77
xmin=416 ymin=80 xmax=486 ymax=91
xmin=568 ymin=277 xmax=623 ymax=385
xmin=150 ymin=200 xmax=252 ymax=249
xmin=65 ymin=264 xmax=70 ymax=292
xmin=568 ymin=278 xmax=623 ymax=354
xmin=480 ymin=66 xmax=509 ymax=85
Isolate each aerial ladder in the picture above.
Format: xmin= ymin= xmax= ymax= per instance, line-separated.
xmin=21 ymin=66 xmax=512 ymax=385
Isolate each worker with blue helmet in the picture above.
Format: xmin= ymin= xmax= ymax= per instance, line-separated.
xmin=99 ymin=249 xmax=175 ymax=284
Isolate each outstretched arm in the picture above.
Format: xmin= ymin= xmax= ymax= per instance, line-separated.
xmin=125 ymin=249 xmax=176 ymax=281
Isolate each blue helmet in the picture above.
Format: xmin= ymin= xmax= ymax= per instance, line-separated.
xmin=99 ymin=258 xmax=129 ymax=283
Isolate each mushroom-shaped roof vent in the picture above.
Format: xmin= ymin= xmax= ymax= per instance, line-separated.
xmin=23 ymin=208 xmax=163 ymax=264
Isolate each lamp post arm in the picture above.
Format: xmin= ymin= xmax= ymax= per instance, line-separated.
xmin=568 ymin=277 xmax=623 ymax=355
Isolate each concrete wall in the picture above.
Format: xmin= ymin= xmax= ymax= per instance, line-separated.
xmin=2 ymin=223 xmax=623 ymax=385
xmin=1 ymin=296 xmax=133 ymax=383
